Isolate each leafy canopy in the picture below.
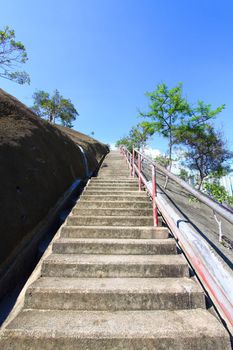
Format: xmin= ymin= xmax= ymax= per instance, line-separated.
xmin=0 ymin=26 xmax=30 ymax=84
xmin=32 ymin=89 xmax=79 ymax=128
xmin=140 ymin=83 xmax=190 ymax=162
xmin=177 ymin=126 xmax=233 ymax=188
xmin=116 ymin=123 xmax=153 ymax=152
xmin=204 ymin=182 xmax=233 ymax=208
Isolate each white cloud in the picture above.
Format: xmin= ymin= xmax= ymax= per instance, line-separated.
xmin=109 ymin=143 xmax=117 ymax=150
xmin=143 ymin=147 xmax=161 ymax=158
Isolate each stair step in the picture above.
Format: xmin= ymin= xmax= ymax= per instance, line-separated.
xmin=98 ymin=170 xmax=130 ymax=174
xmin=1 ymin=309 xmax=230 ymax=349
xmin=61 ymin=226 xmax=169 ymax=239
xmin=83 ymin=190 xmax=144 ymax=195
xmin=72 ymin=208 xmax=153 ymax=216
xmin=75 ymin=201 xmax=152 ymax=209
xmin=91 ymin=178 xmax=137 ymax=183
xmin=42 ymin=254 xmax=189 ymax=278
xmin=81 ymin=195 xmax=150 ymax=201
xmin=98 ymin=175 xmax=131 ymax=178
xmin=52 ymin=238 xmax=176 ymax=255
xmin=25 ymin=277 xmax=205 ymax=311
xmin=67 ymin=215 xmax=156 ymax=226
xmin=87 ymin=186 xmax=138 ymax=191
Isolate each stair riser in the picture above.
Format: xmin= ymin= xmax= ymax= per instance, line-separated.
xmin=1 ymin=335 xmax=228 ymax=350
xmin=91 ymin=179 xmax=137 ymax=183
xmin=83 ymin=192 xmax=144 ymax=196
xmin=52 ymin=242 xmax=176 ymax=255
xmin=61 ymin=227 xmax=169 ymax=239
xmin=81 ymin=196 xmax=149 ymax=201
xmin=67 ymin=217 xmax=155 ymax=226
xmin=97 ymin=178 xmax=133 ymax=181
xmin=42 ymin=263 xmax=189 ymax=278
xmin=98 ymin=171 xmax=130 ymax=174
xmin=72 ymin=209 xmax=153 ymax=216
xmin=25 ymin=291 xmax=204 ymax=311
xmin=87 ymin=186 xmax=138 ymax=190
xmin=75 ymin=202 xmax=152 ymax=209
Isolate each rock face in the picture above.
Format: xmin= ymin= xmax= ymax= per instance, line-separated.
xmin=0 ymin=88 xmax=108 ymax=276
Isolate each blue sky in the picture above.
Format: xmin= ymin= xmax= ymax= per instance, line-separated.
xmin=1 ymin=0 xmax=233 ymax=152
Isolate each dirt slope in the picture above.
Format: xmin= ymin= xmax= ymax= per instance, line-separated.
xmin=0 ymin=88 xmax=108 ymax=273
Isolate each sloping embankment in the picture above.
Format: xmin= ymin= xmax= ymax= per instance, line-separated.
xmin=0 ymin=88 xmax=108 ymax=294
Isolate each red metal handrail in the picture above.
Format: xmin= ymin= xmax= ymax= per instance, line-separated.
xmin=121 ymin=146 xmax=159 ymax=227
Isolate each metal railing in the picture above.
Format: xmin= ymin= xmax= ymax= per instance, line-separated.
xmin=120 ymin=146 xmax=233 ymax=228
xmin=121 ymin=146 xmax=159 ymax=226
xmin=120 ymin=145 xmax=233 ymax=330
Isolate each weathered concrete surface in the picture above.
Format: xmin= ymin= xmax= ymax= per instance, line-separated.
xmin=61 ymin=225 xmax=170 ymax=239
xmin=0 ymin=150 xmax=231 ymax=349
xmin=1 ymin=310 xmax=230 ymax=350
xmin=25 ymin=277 xmax=205 ymax=310
xmin=41 ymin=253 xmax=189 ymax=278
xmin=52 ymin=238 xmax=177 ymax=254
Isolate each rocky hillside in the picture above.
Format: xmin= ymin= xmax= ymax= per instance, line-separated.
xmin=0 ymin=88 xmax=108 ymax=276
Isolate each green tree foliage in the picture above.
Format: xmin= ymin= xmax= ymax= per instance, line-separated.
xmin=115 ymin=136 xmax=133 ymax=151
xmin=154 ymin=155 xmax=170 ymax=168
xmin=128 ymin=123 xmax=154 ymax=150
xmin=174 ymin=100 xmax=225 ymax=140
xmin=140 ymin=83 xmax=190 ymax=165
xmin=204 ymin=182 xmax=233 ymax=208
xmin=32 ymin=89 xmax=79 ymax=128
xmin=0 ymin=26 xmax=30 ymax=84
xmin=177 ymin=126 xmax=233 ymax=189
xmin=179 ymin=168 xmax=189 ymax=182
xmin=116 ymin=123 xmax=153 ymax=152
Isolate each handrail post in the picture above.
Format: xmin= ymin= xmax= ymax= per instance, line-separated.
xmin=138 ymin=153 xmax=142 ymax=191
xmin=152 ymin=164 xmax=159 ymax=226
xmin=132 ymin=147 xmax=135 ymax=177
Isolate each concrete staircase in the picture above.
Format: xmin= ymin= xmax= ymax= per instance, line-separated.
xmin=0 ymin=150 xmax=231 ymax=349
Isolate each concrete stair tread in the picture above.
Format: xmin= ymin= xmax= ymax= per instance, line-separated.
xmin=75 ymin=201 xmax=152 ymax=208
xmin=67 ymin=216 xmax=157 ymax=227
xmin=62 ymin=225 xmax=168 ymax=230
xmin=28 ymin=276 xmax=202 ymax=294
xmin=44 ymin=253 xmax=186 ymax=265
xmin=61 ymin=226 xmax=169 ymax=239
xmin=72 ymin=209 xmax=153 ymax=216
xmin=1 ymin=309 xmax=230 ymax=349
xmin=42 ymin=253 xmax=188 ymax=277
xmin=70 ymin=215 xmax=153 ymax=219
xmin=91 ymin=179 xmax=137 ymax=182
xmin=25 ymin=277 xmax=205 ymax=311
xmin=81 ymin=195 xmax=150 ymax=201
xmin=54 ymin=238 xmax=174 ymax=245
xmin=52 ymin=238 xmax=176 ymax=254
xmin=83 ymin=191 xmax=146 ymax=194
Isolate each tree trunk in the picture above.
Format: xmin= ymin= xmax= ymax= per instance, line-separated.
xmin=198 ymin=176 xmax=204 ymax=190
xmin=164 ymin=129 xmax=172 ymax=190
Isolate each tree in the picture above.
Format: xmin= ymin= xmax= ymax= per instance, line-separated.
xmin=115 ymin=136 xmax=133 ymax=152
xmin=204 ymin=182 xmax=233 ymax=208
xmin=32 ymin=89 xmax=79 ymax=128
xmin=0 ymin=26 xmax=30 ymax=84
xmin=140 ymin=83 xmax=190 ymax=167
xmin=174 ymin=100 xmax=225 ymax=142
xmin=116 ymin=123 xmax=153 ymax=152
xmin=177 ymin=126 xmax=233 ymax=189
xmin=128 ymin=123 xmax=154 ymax=151
xmin=154 ymin=155 xmax=170 ymax=168
xmin=179 ymin=168 xmax=189 ymax=182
